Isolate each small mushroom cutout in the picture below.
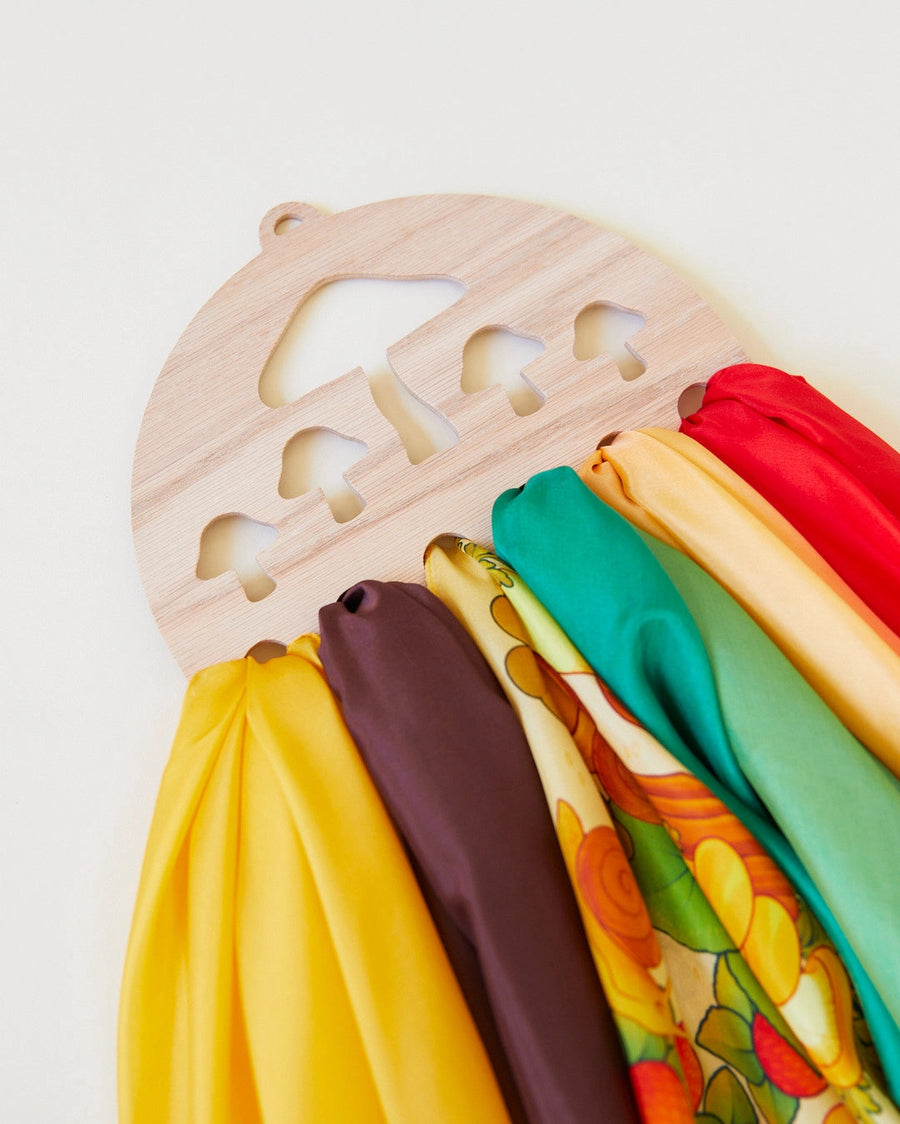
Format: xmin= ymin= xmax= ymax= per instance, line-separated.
xmin=461 ymin=327 xmax=546 ymax=416
xmin=196 ymin=514 xmax=279 ymax=602
xmin=279 ymin=429 xmax=368 ymax=523
xmin=573 ymin=302 xmax=647 ymax=380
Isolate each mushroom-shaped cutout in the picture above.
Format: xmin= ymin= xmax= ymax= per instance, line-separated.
xmin=259 ymin=277 xmax=463 ymax=463
xmin=279 ymin=428 xmax=368 ymax=523
xmin=196 ymin=514 xmax=278 ymax=602
xmin=573 ymin=302 xmax=646 ymax=380
xmin=461 ymin=327 xmax=545 ymax=416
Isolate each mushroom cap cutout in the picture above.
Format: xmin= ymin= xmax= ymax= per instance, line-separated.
xmin=132 ymin=194 xmax=746 ymax=675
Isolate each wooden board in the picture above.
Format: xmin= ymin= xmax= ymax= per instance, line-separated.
xmin=132 ymin=194 xmax=746 ymax=674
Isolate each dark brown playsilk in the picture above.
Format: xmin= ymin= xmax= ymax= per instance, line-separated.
xmin=319 ymin=580 xmax=638 ymax=1124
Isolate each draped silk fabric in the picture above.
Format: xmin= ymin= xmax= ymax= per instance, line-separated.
xmin=492 ymin=467 xmax=900 ymax=1098
xmin=118 ymin=635 xmax=511 ymax=1124
xmin=318 ymin=581 xmax=637 ymax=1124
xmin=426 ymin=537 xmax=897 ymax=1124
xmin=580 ymin=427 xmax=900 ymax=783
xmin=680 ymin=363 xmax=900 ymax=641
xmin=423 ymin=540 xmax=703 ymax=1122
xmin=580 ymin=426 xmax=900 ymax=657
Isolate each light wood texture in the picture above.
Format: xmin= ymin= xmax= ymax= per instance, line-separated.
xmin=132 ymin=194 xmax=746 ymax=674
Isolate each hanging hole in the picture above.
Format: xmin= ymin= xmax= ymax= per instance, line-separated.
xmin=279 ymin=428 xmax=368 ymax=522
xmin=597 ymin=431 xmax=620 ymax=449
xmin=573 ymin=302 xmax=647 ymax=381
xmin=246 ymin=640 xmax=288 ymax=663
xmin=197 ymin=514 xmax=278 ymax=602
xmin=274 ymin=215 xmax=304 ymax=235
xmin=259 ymin=201 xmax=325 ymax=248
xmin=677 ymin=382 xmax=707 ymax=419
xmin=460 ymin=327 xmax=545 ymax=416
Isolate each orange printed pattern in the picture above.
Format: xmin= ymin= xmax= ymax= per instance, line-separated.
xmin=525 ymin=621 xmax=868 ymax=1097
xmin=630 ymin=1060 xmax=696 ymax=1124
xmin=556 ymin=800 xmax=676 ymax=1038
xmin=639 ymin=772 xmax=799 ymax=918
xmin=435 ymin=540 xmax=900 ymax=1123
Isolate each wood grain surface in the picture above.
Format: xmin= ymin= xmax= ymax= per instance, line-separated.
xmin=132 ymin=194 xmax=746 ymax=674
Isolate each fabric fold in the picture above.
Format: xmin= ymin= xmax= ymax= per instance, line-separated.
xmin=318 ymin=581 xmax=639 ymax=1124
xmin=680 ymin=362 xmax=900 ymax=642
xmin=118 ymin=636 xmax=512 ymax=1124
xmin=492 ymin=466 xmax=900 ymax=1098
xmin=426 ymin=535 xmax=899 ymax=1124
xmin=579 ymin=427 xmax=900 ymax=781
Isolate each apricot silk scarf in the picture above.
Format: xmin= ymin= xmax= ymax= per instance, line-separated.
xmin=580 ymin=427 xmax=900 ymax=782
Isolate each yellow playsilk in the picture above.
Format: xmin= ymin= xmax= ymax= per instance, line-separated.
xmin=117 ymin=635 xmax=511 ymax=1124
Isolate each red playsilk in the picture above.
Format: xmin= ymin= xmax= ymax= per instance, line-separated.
xmin=680 ymin=363 xmax=900 ymax=641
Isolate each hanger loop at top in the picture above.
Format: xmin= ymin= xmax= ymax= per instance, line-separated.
xmin=258 ymin=201 xmax=327 ymax=250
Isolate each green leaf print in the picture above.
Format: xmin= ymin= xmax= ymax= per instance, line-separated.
xmin=460 ymin=540 xmax=516 ymax=588
xmin=704 ymin=1066 xmax=757 ymax=1124
xmin=615 ymin=1015 xmax=670 ymax=1064
xmin=714 ymin=955 xmax=754 ymax=1024
xmin=722 ymin=952 xmax=804 ymax=1056
xmin=748 ymin=1077 xmax=798 ymax=1124
xmin=696 ymin=1007 xmax=764 ymax=1085
xmin=794 ymin=898 xmax=828 ymax=956
xmin=615 ymin=809 xmax=733 ymax=953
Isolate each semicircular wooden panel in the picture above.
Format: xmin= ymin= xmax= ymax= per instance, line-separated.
xmin=132 ymin=194 xmax=746 ymax=674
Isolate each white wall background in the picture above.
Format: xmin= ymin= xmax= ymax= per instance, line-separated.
xmin=2 ymin=1 xmax=899 ymax=1118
